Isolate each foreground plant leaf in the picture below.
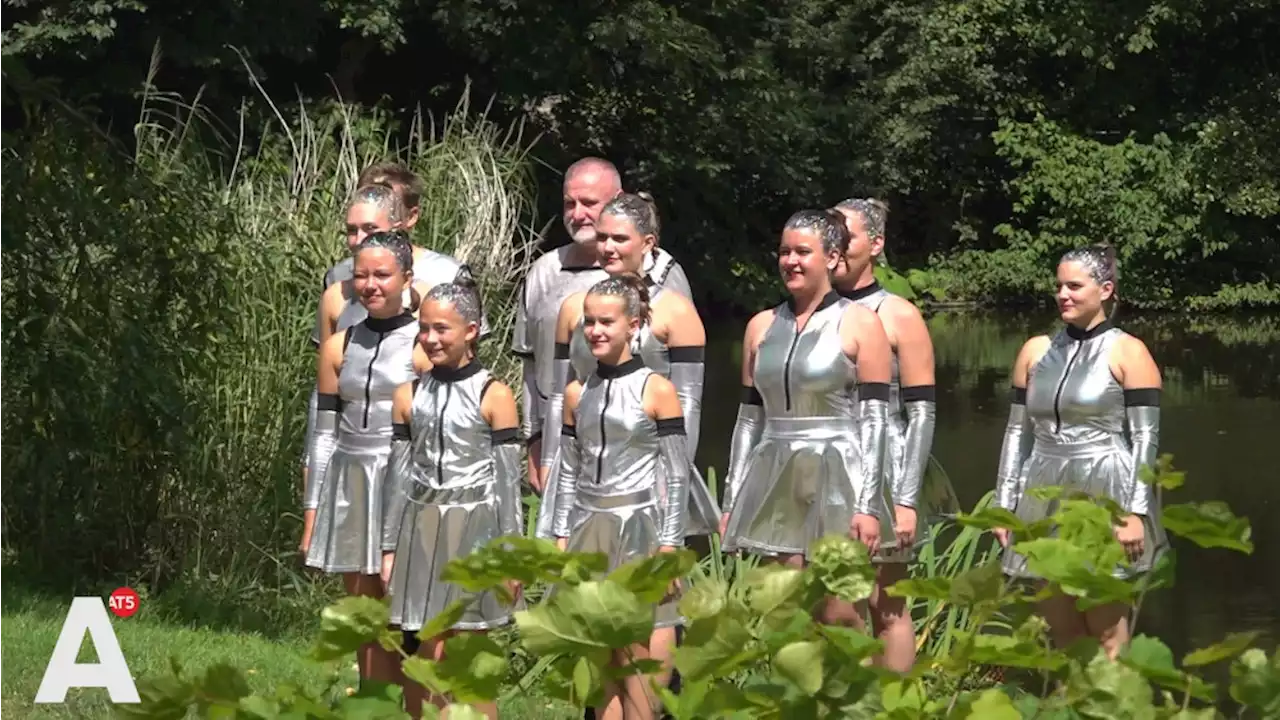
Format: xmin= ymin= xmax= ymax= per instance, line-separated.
xmin=334 ymin=680 xmax=408 ymax=718
xmin=967 ymin=633 xmax=1067 ymax=671
xmin=515 ymin=580 xmax=651 ymax=654
xmin=1229 ymin=647 xmax=1280 ymax=715
xmin=677 ymin=576 xmax=727 ymax=621
xmin=1014 ymin=538 xmax=1136 ymax=608
xmin=434 ymin=632 xmax=508 ymax=703
xmin=806 ymin=535 xmax=876 ymax=604
xmin=774 ymin=640 xmax=825 ymax=695
xmin=607 ymin=549 xmax=697 ymax=604
xmin=744 ymin=565 xmax=808 ymax=616
xmin=1162 ymin=502 xmax=1254 ymax=553
xmin=955 ymin=507 xmax=1027 ymax=534
xmin=411 ymin=599 xmax=468 ymax=647
xmin=1070 ymin=650 xmax=1156 ymax=719
xmin=313 ymin=596 xmax=390 ymax=662
xmin=674 ymin=611 xmax=760 ymax=680
xmin=1121 ymin=635 xmax=1215 ymax=701
xmin=961 ymin=688 xmax=1021 ymax=719
xmin=1183 ymin=631 xmax=1261 ymax=668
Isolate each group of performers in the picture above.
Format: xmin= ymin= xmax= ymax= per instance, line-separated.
xmin=296 ymin=158 xmax=1167 ymax=719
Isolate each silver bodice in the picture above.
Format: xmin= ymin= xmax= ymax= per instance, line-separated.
xmin=408 ymin=363 xmax=496 ymax=490
xmin=573 ymin=358 xmax=660 ymax=496
xmin=1027 ymin=323 xmax=1126 ymax=444
xmin=843 ymin=283 xmax=902 ymax=412
xmin=754 ymin=292 xmax=858 ymax=418
xmin=337 ymin=314 xmax=419 ymax=439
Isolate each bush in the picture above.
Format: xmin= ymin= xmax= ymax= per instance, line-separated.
xmin=122 ymin=457 xmax=1278 ymax=718
xmin=0 ymin=79 xmax=541 ymax=604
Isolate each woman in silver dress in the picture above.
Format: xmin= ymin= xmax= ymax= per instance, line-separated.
xmin=301 ymin=229 xmax=430 ymax=686
xmin=536 ymin=192 xmax=719 ymax=541
xmin=719 ymin=209 xmax=894 ymax=608
xmin=550 ymin=273 xmax=692 ymax=720
xmin=830 ymin=198 xmax=959 ymax=671
xmin=992 ymin=245 xmax=1165 ymax=659
xmin=383 ymin=279 xmax=523 ymax=720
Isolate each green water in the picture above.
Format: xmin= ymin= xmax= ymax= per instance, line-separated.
xmin=695 ymin=309 xmax=1280 ymax=659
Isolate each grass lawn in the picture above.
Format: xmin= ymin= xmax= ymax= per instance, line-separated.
xmin=1 ymin=585 xmax=575 ymax=719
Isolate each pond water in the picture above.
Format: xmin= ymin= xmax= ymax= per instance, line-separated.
xmin=694 ymin=308 xmax=1280 ymax=660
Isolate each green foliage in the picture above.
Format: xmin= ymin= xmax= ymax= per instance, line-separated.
xmin=118 ymin=458 xmax=1278 ymax=718
xmin=0 ymin=79 xmax=541 ymax=596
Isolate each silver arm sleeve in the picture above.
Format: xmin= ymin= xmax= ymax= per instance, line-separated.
xmin=897 ymin=385 xmax=937 ymax=509
xmin=722 ymin=387 xmax=765 ymax=512
xmin=519 ymin=357 xmax=540 ymax=446
xmin=304 ymin=394 xmax=341 ymax=509
xmin=381 ymin=424 xmax=412 ymax=551
xmin=1123 ymin=389 xmax=1161 ymax=516
xmin=492 ymin=428 xmax=526 ymax=537
xmin=302 ymin=386 xmax=319 ymax=468
xmin=857 ymin=383 xmax=890 ymax=516
xmin=539 ymin=345 xmax=573 ymax=471
xmin=995 ymin=387 xmax=1035 ymax=511
xmin=550 ymin=426 xmax=582 ymax=539
xmin=656 ymin=420 xmax=691 ymax=547
xmin=667 ymin=347 xmax=705 ymax=459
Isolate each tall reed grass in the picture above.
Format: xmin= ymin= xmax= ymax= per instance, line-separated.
xmin=1 ymin=63 xmax=542 ymax=619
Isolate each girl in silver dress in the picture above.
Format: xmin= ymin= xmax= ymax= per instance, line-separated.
xmin=536 ymin=192 xmax=719 ymax=541
xmin=301 ymin=230 xmax=430 ymax=686
xmin=383 ymin=279 xmax=523 ymax=720
xmin=992 ymin=245 xmax=1165 ymax=660
xmin=550 ymin=273 xmax=692 ymax=719
xmin=719 ymin=210 xmax=894 ymax=600
xmin=831 ymin=198 xmax=959 ymax=671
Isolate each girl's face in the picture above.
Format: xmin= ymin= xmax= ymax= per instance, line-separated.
xmin=417 ymin=298 xmax=477 ymax=366
xmin=831 ymin=209 xmax=881 ymax=288
xmin=778 ymin=228 xmax=838 ymax=295
xmin=1055 ymin=260 xmax=1112 ymax=325
xmin=344 ymin=202 xmax=396 ymax=252
xmin=353 ymin=248 xmax=409 ymax=316
xmin=595 ymin=212 xmax=654 ymax=276
xmin=582 ymin=293 xmax=638 ymax=360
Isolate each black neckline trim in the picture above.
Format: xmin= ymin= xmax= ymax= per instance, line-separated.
xmin=839 ymin=281 xmax=882 ymax=302
xmin=430 ymin=361 xmax=483 ymax=383
xmin=787 ymin=289 xmax=842 ymax=315
xmin=597 ymin=356 xmax=645 ymax=379
xmin=1065 ymin=318 xmax=1116 ymax=341
xmin=364 ymin=311 xmax=415 ymax=333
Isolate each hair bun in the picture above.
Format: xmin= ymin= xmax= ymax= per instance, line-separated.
xmin=636 ymin=191 xmax=655 ymax=204
xmin=454 ymin=264 xmax=478 ymax=289
xmin=868 ymin=198 xmax=891 ymax=213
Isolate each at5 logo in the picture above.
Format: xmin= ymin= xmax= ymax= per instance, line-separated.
xmin=34 ymin=589 xmax=141 ymax=704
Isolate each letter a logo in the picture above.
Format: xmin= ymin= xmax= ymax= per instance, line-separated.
xmin=34 ymin=597 xmax=140 ymax=704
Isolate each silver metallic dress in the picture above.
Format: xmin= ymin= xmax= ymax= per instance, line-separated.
xmin=994 ymin=319 xmax=1167 ymax=580
xmin=721 ymin=291 xmax=893 ymax=558
xmin=304 ymin=312 xmax=419 ymax=574
xmin=534 ymin=284 xmax=720 ymax=539
xmin=510 ymin=247 xmax=691 ymax=447
xmin=843 ymin=282 xmax=960 ymax=561
xmin=384 ymin=362 xmax=525 ymax=632
xmin=304 ymin=250 xmax=486 ymax=467
xmin=549 ymin=357 xmax=691 ymax=628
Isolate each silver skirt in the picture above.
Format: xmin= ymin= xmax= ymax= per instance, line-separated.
xmin=722 ymin=417 xmax=897 ymax=559
xmin=387 ymin=484 xmax=520 ymax=632
xmin=555 ymin=490 xmax=682 ymax=629
xmin=1001 ymin=436 xmax=1168 ymax=580
xmin=305 ymin=435 xmax=394 ymax=575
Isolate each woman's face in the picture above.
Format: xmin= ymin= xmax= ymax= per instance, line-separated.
xmin=1056 ymin=260 xmax=1112 ymax=325
xmin=595 ymin=212 xmax=653 ymax=276
xmin=582 ymin=293 xmax=638 ymax=360
xmin=778 ymin=228 xmax=837 ymax=295
xmin=345 ymin=202 xmax=396 ymax=252
xmin=353 ymin=248 xmax=409 ymax=316
xmin=417 ymin=298 xmax=477 ymax=366
xmin=831 ymin=209 xmax=880 ymax=288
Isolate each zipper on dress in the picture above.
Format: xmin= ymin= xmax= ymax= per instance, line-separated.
xmin=436 ymin=384 xmax=452 ymax=486
xmin=1052 ymin=342 xmax=1083 ymax=433
xmin=782 ymin=332 xmax=800 ymax=411
xmin=596 ymin=379 xmax=612 ymax=483
xmin=363 ymin=332 xmax=386 ymax=429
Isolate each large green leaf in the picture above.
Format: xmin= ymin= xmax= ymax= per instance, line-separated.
xmin=313 ymin=596 xmax=390 ymax=662
xmin=1121 ymin=635 xmax=1215 ymax=701
xmin=1229 ymin=648 xmax=1280 ymax=715
xmin=806 ymin=535 xmax=875 ymax=604
xmin=1182 ymin=631 xmax=1261 ymax=668
xmin=515 ymin=580 xmax=652 ymax=654
xmin=607 ymin=549 xmax=697 ymax=604
xmin=773 ymin=640 xmax=825 ymax=695
xmin=1161 ymin=502 xmax=1254 ymax=553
